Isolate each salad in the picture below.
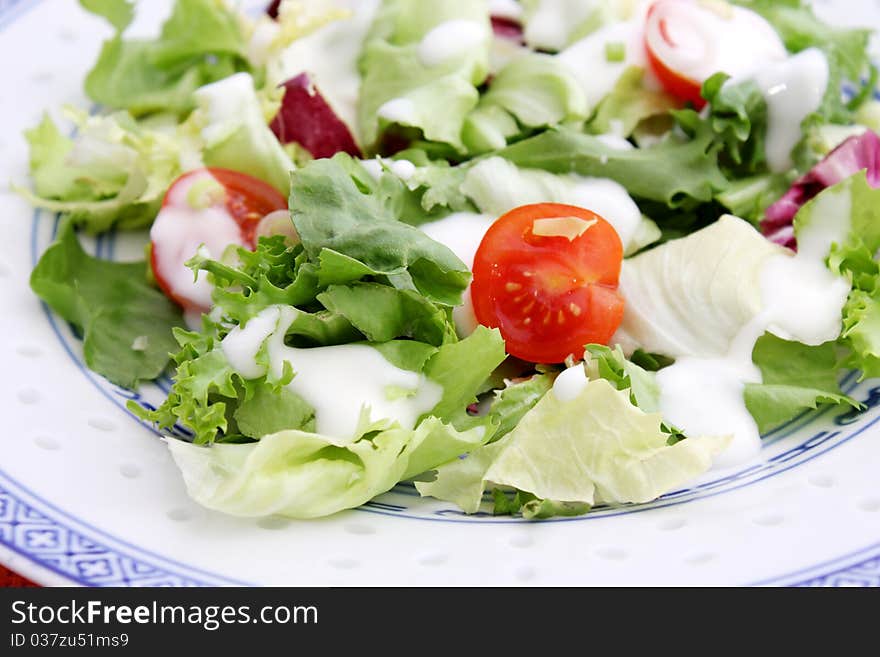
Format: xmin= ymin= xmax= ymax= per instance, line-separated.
xmin=22 ymin=0 xmax=880 ymax=520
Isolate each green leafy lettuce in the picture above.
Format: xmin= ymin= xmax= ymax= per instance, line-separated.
xmin=794 ymin=172 xmax=880 ymax=379
xmin=30 ymin=220 xmax=182 ymax=388
xmin=463 ymin=53 xmax=587 ymax=154
xmin=189 ymin=72 xmax=294 ymax=194
xmin=588 ymin=67 xmax=678 ymax=138
xmin=357 ymin=0 xmax=491 ymax=151
xmin=21 ymin=109 xmax=183 ymax=233
xmin=745 ymin=334 xmax=858 ymax=432
xmin=81 ymin=0 xmax=252 ymax=116
xmin=166 ymin=416 xmax=489 ymax=519
xmin=731 ymin=0 xmax=874 ymax=122
xmin=494 ymin=126 xmax=729 ymax=207
xmin=288 ymin=154 xmax=471 ymax=305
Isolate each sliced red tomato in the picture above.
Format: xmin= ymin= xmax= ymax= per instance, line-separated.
xmin=471 ymin=203 xmax=625 ymax=364
xmin=645 ymin=0 xmax=788 ymax=110
xmin=644 ymin=0 xmax=707 ymax=109
xmin=150 ymin=168 xmax=288 ymax=314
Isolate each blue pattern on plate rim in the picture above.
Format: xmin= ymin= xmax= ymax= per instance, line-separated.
xmin=3 ymin=0 xmax=880 ymax=586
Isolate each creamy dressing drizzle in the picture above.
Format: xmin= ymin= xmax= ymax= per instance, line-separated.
xmin=752 ymin=48 xmax=830 ymax=173
xmin=557 ymin=20 xmax=649 ymax=110
xmin=377 ymin=98 xmax=419 ymax=125
xmin=420 ymin=212 xmax=496 ymax=336
xmin=418 ymin=20 xmax=489 ymax=68
xmin=148 ymin=170 xmax=246 ymax=317
xmin=652 ymin=210 xmax=851 ymax=467
xmin=221 ymin=306 xmax=442 ymax=441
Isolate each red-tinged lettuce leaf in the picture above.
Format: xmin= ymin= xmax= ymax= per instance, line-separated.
xmin=762 ymin=130 xmax=880 ymax=248
xmin=269 ymin=73 xmax=362 ymax=159
xmin=491 ymin=16 xmax=524 ymax=44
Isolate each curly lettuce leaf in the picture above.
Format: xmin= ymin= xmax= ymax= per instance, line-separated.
xmin=675 ymin=74 xmax=770 ymax=177
xmin=791 ymin=172 xmax=880 ymax=379
xmin=30 ymin=220 xmax=182 ymax=388
xmin=289 ymin=154 xmax=471 ymax=305
xmin=416 ymin=378 xmax=728 ymax=515
xmin=82 ymin=0 xmax=252 ymax=116
xmin=20 ymin=110 xmax=183 ymax=233
xmin=166 ymin=416 xmax=489 ymax=519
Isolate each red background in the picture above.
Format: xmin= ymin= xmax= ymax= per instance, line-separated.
xmin=0 ymin=565 xmax=38 ymax=587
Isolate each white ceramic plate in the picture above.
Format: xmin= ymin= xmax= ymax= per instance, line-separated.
xmin=2 ymin=0 xmax=879 ymax=587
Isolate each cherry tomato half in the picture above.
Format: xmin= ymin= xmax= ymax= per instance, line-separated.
xmin=644 ymin=0 xmax=707 ymax=109
xmin=150 ymin=168 xmax=288 ymax=314
xmin=471 ymin=203 xmax=625 ymax=364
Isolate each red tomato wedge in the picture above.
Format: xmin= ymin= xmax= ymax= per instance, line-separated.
xmin=150 ymin=168 xmax=288 ymax=314
xmin=471 ymin=203 xmax=625 ymax=364
xmin=644 ymin=0 xmax=708 ymax=108
xmin=645 ymin=0 xmax=787 ymax=109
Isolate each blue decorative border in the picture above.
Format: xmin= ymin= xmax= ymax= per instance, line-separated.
xmin=2 ymin=0 xmax=879 ymax=586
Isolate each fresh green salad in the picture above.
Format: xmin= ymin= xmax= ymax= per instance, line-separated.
xmin=25 ymin=0 xmax=880 ymax=520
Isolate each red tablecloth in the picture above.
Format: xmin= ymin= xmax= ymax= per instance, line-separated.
xmin=0 ymin=565 xmax=38 ymax=587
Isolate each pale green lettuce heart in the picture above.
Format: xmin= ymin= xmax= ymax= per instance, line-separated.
xmin=417 ymin=379 xmax=728 ymax=514
xmin=166 ymin=417 xmax=489 ymax=519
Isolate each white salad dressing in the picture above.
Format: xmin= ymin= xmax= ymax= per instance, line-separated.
xmin=645 ymin=1 xmax=787 ymax=85
xmin=418 ymin=20 xmax=489 ymax=68
xmin=552 ymin=363 xmax=590 ymax=402
xmin=651 ymin=212 xmax=851 ymax=468
xmin=489 ymin=0 xmax=524 ymax=21
xmin=420 ymin=212 xmax=496 ymax=336
xmin=751 ymin=48 xmax=830 ymax=173
xmin=377 ymin=98 xmax=419 ymax=125
xmin=149 ymin=171 xmax=247 ymax=318
xmin=280 ymin=0 xmax=381 ymax=132
xmin=462 ymin=157 xmax=644 ymax=249
xmin=523 ymin=0 xmax=601 ymax=52
xmin=221 ymin=306 xmax=443 ymax=441
xmin=557 ymin=20 xmax=649 ymax=110
xmin=361 ymin=157 xmax=417 ymax=183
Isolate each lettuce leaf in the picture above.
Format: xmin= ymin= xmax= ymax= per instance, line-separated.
xmin=416 ymin=378 xmax=728 ymax=515
xmin=792 ymin=172 xmax=880 ymax=380
xmin=357 ymin=0 xmax=490 ymax=150
xmin=166 ymin=416 xmax=489 ymax=519
xmin=190 ymin=72 xmax=294 ymax=194
xmin=675 ymin=74 xmax=769 ymax=177
xmin=588 ymin=67 xmax=678 ymax=139
xmin=614 ymin=215 xmax=784 ymax=358
xmin=463 ymin=53 xmax=587 ymax=154
xmin=20 ymin=109 xmax=183 ymax=233
xmin=744 ymin=333 xmax=859 ymax=432
xmin=731 ymin=0 xmax=874 ymax=122
xmin=30 ymin=220 xmax=182 ymax=388
xmin=82 ymin=0 xmax=252 ymax=116
xmin=495 ymin=126 xmax=729 ymax=207
xmin=288 ymin=154 xmax=471 ymax=306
